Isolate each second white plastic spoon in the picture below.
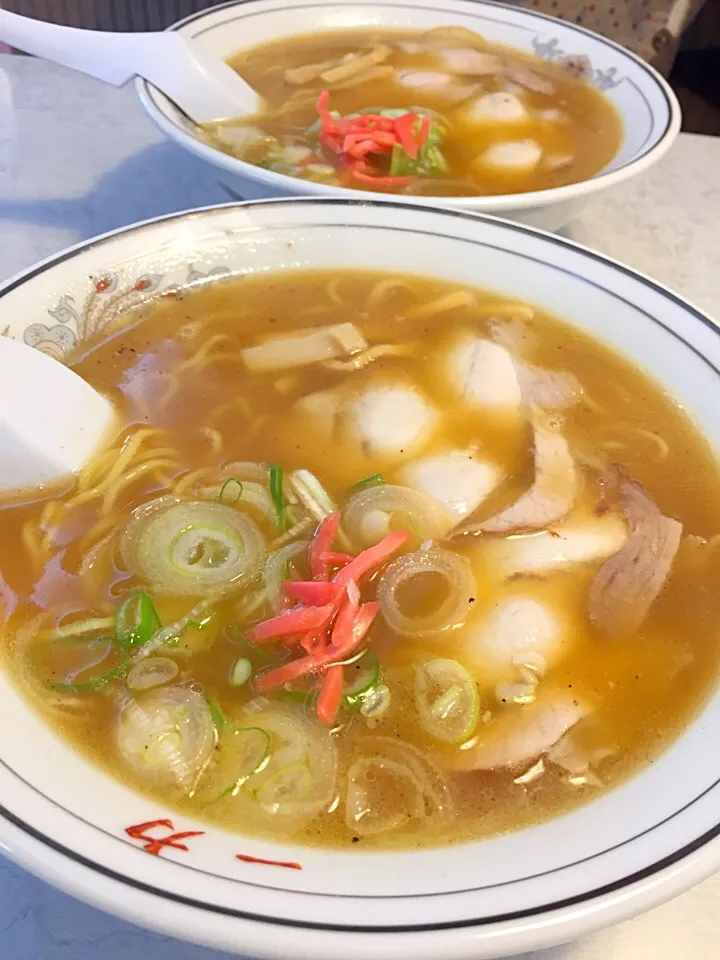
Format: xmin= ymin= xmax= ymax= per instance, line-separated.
xmin=0 ymin=10 xmax=259 ymax=123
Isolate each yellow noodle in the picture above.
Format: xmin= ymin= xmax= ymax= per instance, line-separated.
xmin=273 ymin=373 xmax=301 ymax=395
xmin=153 ymin=471 xmax=175 ymax=489
xmin=79 ymin=428 xmax=165 ymax=493
xmin=203 ymin=351 xmax=247 ymax=367
xmin=77 ymin=448 xmax=116 ymax=492
xmin=221 ymin=461 xmax=268 ymax=482
xmin=39 ymin=525 xmax=58 ymax=555
xmin=173 ymin=466 xmax=217 ymax=497
xmin=63 ymin=485 xmax=104 ymax=511
xmin=133 ymin=446 xmax=177 ymax=464
xmin=326 ymin=278 xmax=347 ymax=307
xmin=404 ymin=290 xmax=474 ymax=320
xmin=477 ymin=301 xmax=535 ymax=321
xmin=21 ymin=519 xmax=51 ymax=569
xmin=322 ymin=342 xmax=417 ymax=372
xmin=158 ymin=374 xmax=182 ymax=409
xmin=102 ymin=428 xmax=166 ymax=492
xmin=39 ymin=500 xmax=65 ymax=530
xmin=178 ymin=334 xmax=233 ymax=374
xmin=296 ymin=304 xmax=334 ymax=318
xmin=601 ymin=427 xmax=670 ymax=463
xmin=37 ymin=503 xmax=66 ymax=551
xmin=77 ymin=533 xmax=115 ymax=572
xmin=70 ymin=430 xmax=174 ymax=513
xmin=207 ymin=395 xmax=252 ymax=427
xmin=101 ymin=459 xmax=181 ymax=515
xmin=9 ymin=612 xmax=51 ymax=671
xmin=366 ymin=279 xmax=414 ymax=311
xmin=78 ymin=532 xmax=114 ymax=580
xmin=77 ymin=515 xmax=119 ymax=554
xmin=201 ymin=428 xmax=224 ymax=457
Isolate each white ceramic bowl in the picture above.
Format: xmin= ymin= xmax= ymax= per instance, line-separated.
xmin=136 ymin=0 xmax=680 ymax=232
xmin=1 ymin=199 xmax=719 ymax=960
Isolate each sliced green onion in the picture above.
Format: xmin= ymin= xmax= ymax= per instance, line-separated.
xmin=289 ymin=469 xmax=337 ymax=523
xmin=270 ymin=515 xmax=316 ymax=550
xmin=269 ymin=464 xmax=286 ymax=532
xmin=125 ymin=499 xmax=266 ymax=597
xmin=360 ymin=683 xmax=392 ymax=718
xmin=349 ymin=473 xmax=385 ymax=493
xmin=208 ymin=696 xmax=227 ymax=731
xmin=346 ymin=755 xmax=422 ymax=834
xmin=344 ymin=651 xmax=380 ymax=707
xmin=54 ymin=646 xmax=129 ymax=692
xmin=255 ymin=762 xmax=312 ymax=808
xmin=234 ymin=587 xmax=269 ymax=625
xmin=390 ymin=118 xmax=448 ymax=179
xmin=350 ymin=107 xmax=424 ymax=119
xmin=378 ymin=547 xmax=475 ymax=635
xmin=118 ymin=687 xmax=215 ymax=792
xmin=265 ymin=540 xmax=311 ymax=613
xmin=126 ymin=656 xmax=178 ymax=691
xmin=132 ymin=599 xmax=216 ymax=662
xmin=228 ymin=624 xmax=250 ymax=646
xmin=185 ymin=609 xmax=216 ymax=631
xmin=226 ymin=706 xmax=338 ymax=827
xmin=227 ymin=623 xmax=273 ymax=663
xmin=115 ymin=592 xmax=161 ymax=648
xmin=344 ymin=484 xmax=451 ymax=548
xmin=414 ymin=659 xmax=479 ymax=742
xmin=194 ymin=725 xmax=271 ymax=802
xmin=218 ymin=478 xmax=243 ymax=504
xmin=230 ymin=657 xmax=252 ymax=687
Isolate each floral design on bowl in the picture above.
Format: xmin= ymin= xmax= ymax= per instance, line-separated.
xmin=22 ymin=267 xmax=233 ymax=360
xmin=531 ymin=35 xmax=625 ymax=91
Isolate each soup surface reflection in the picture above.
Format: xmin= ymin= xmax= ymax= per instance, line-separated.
xmin=3 ymin=269 xmax=719 ymax=850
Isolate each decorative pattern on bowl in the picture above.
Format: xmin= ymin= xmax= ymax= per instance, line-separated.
xmin=531 ymin=35 xmax=624 ymax=90
xmin=19 ymin=266 xmax=232 ymax=361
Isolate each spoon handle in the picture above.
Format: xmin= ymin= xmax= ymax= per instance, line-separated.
xmin=0 ymin=10 xmax=259 ymax=122
xmin=0 ymin=9 xmax=146 ymax=85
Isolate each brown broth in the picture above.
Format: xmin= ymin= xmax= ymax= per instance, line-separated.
xmin=209 ymin=28 xmax=623 ymax=197
xmin=2 ymin=269 xmax=719 ymax=851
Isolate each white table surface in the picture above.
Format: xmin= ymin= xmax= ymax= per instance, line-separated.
xmin=1 ymin=55 xmax=719 ymax=960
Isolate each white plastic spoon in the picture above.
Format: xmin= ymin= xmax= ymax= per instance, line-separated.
xmin=0 ymin=337 xmax=116 ymax=494
xmin=0 ymin=10 xmax=259 ymax=123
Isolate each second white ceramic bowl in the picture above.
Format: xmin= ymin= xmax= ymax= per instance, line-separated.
xmin=136 ymin=0 xmax=680 ymax=231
